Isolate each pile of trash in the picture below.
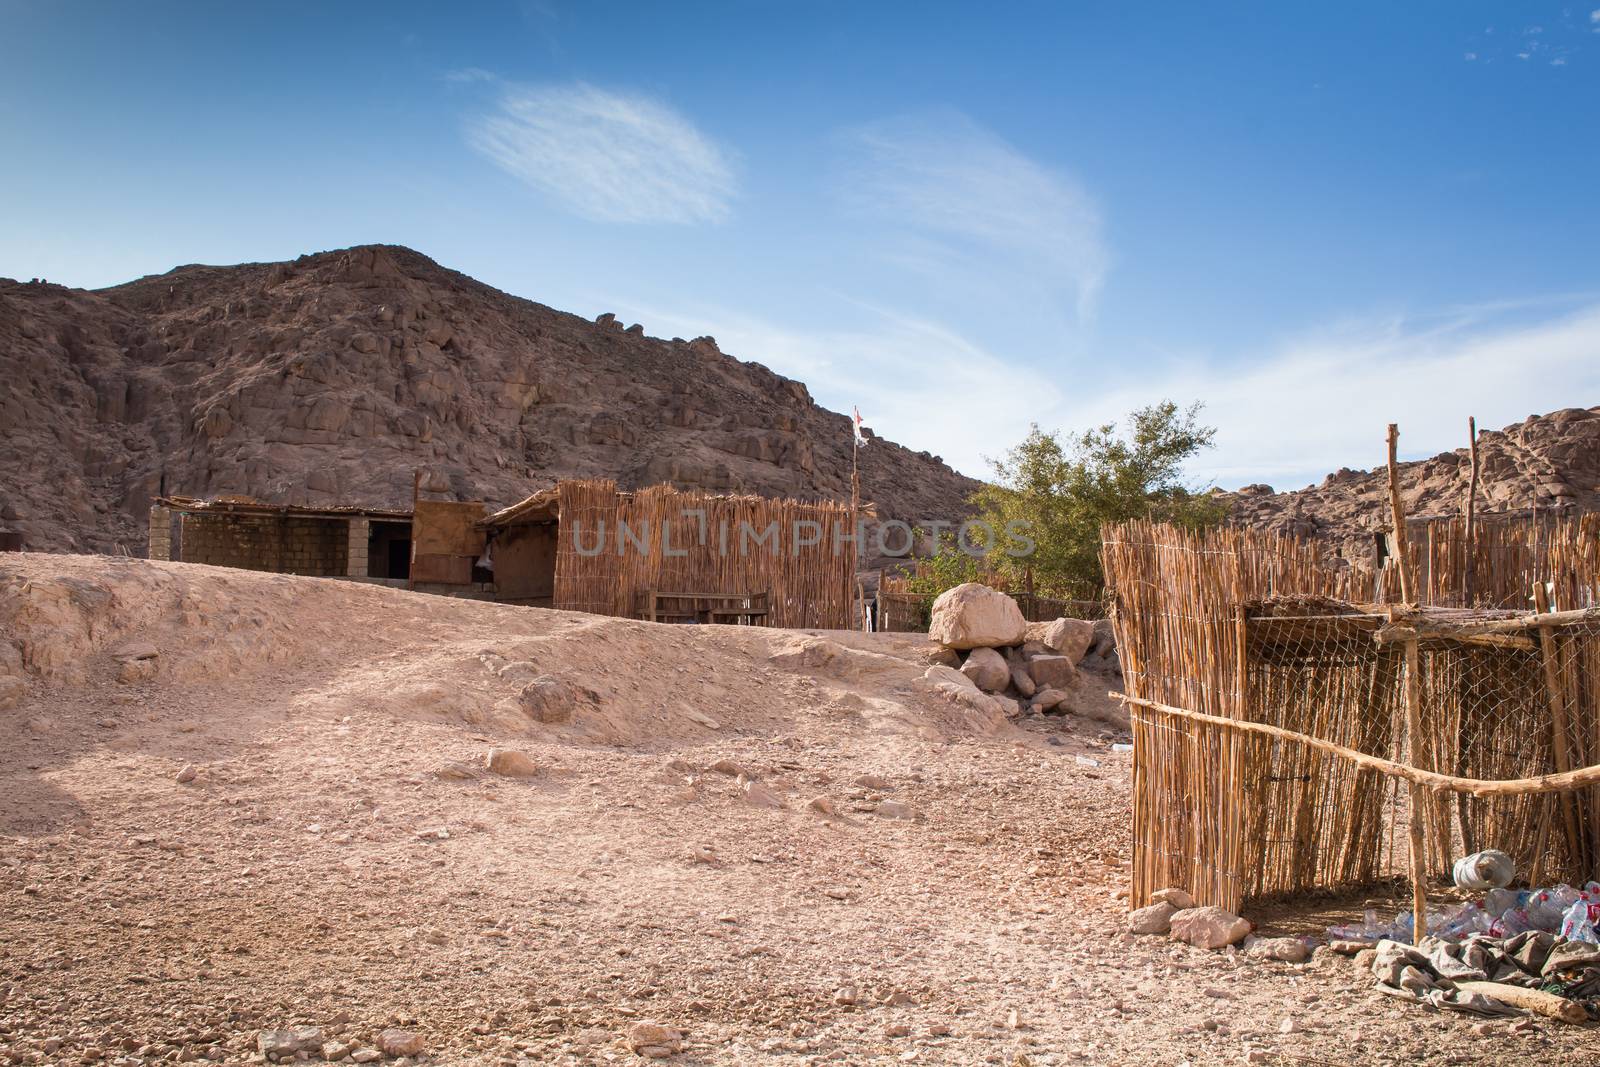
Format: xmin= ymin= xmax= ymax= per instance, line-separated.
xmin=1329 ymin=882 xmax=1600 ymax=946
xmin=1326 ymin=852 xmax=1600 ymax=1023
xmin=1367 ymin=933 xmax=1599 ymax=1021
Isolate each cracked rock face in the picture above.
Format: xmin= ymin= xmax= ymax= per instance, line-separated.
xmin=0 ymin=245 xmax=979 ymax=557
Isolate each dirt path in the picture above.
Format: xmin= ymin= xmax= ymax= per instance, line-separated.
xmin=0 ymin=556 xmax=1590 ymax=1065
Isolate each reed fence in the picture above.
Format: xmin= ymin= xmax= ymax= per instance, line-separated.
xmin=1105 ymin=518 xmax=1600 ymax=916
xmin=551 ymin=480 xmax=856 ymax=630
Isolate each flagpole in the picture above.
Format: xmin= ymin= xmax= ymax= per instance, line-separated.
xmin=850 ymin=428 xmax=863 ymax=631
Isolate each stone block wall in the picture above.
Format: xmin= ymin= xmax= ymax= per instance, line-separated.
xmin=347 ymin=518 xmax=369 ymax=577
xmin=148 ymin=505 xmax=173 ymax=561
xmin=179 ymin=514 xmax=349 ymax=576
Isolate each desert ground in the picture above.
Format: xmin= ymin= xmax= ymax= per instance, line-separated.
xmin=1 ymin=556 xmax=1593 ymax=1065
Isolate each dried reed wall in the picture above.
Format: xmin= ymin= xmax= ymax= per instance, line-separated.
xmin=1105 ymin=518 xmax=1600 ymax=913
xmin=551 ymin=480 xmax=856 ymax=630
xmin=1356 ymin=510 xmax=1600 ymax=610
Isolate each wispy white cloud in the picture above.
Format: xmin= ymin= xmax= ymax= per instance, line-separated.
xmin=606 ymin=298 xmax=1064 ymax=479
xmin=613 ymin=295 xmax=1600 ymax=494
xmin=1053 ymin=299 xmax=1600 ymax=491
xmin=465 ymin=83 xmax=737 ymax=224
xmin=839 ymin=112 xmax=1108 ymax=319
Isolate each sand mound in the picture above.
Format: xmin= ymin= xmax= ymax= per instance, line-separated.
xmin=0 ymin=554 xmax=1012 ymax=748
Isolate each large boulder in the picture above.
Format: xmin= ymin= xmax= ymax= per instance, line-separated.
xmin=923 ymin=664 xmax=977 ymax=690
xmin=1027 ymin=654 xmax=1078 ymax=690
xmin=958 ymin=647 xmax=1010 ymax=692
xmin=518 ymin=675 xmax=576 ymax=723
xmin=1026 ymin=618 xmax=1096 ymax=663
xmin=1169 ymin=906 xmax=1251 ymax=950
xmin=929 ymin=584 xmax=1026 ymax=650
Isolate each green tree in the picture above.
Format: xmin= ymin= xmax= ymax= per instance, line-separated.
xmin=971 ymin=401 xmax=1229 ymax=596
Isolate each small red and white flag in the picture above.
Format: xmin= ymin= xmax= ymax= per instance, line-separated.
xmin=853 ymin=406 xmax=869 ymax=448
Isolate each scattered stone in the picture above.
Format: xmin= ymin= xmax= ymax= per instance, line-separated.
xmin=1031 ymin=688 xmax=1069 ymax=711
xmin=496 ymin=659 xmax=542 ymax=683
xmin=1246 ymin=935 xmax=1311 ymax=963
xmin=1327 ymin=939 xmax=1368 ymax=955
xmin=742 ymin=781 xmax=783 ymax=808
xmin=1026 ymin=654 xmax=1077 ymax=690
xmin=350 ymin=1050 xmax=382 ymax=1064
xmin=1128 ymin=901 xmax=1177 ymax=935
xmin=484 ymin=748 xmax=538 ymax=776
xmin=922 ymin=664 xmax=977 ymax=691
xmin=832 ymin=986 xmax=858 ymax=1006
xmin=1168 ymin=906 xmax=1251 ymax=949
xmin=928 ymin=583 xmax=1027 ymax=649
xmin=257 ymin=1028 xmax=322 ymax=1059
xmin=958 ymin=647 xmax=1010 ymax=692
xmin=376 ymin=1029 xmax=425 ymax=1057
xmin=321 ymin=1040 xmax=354 ymax=1061
xmin=875 ymin=800 xmax=916 ymax=820
xmin=625 ymin=1022 xmax=683 ymax=1058
xmin=1025 ymin=618 xmax=1096 ymax=662
xmin=517 ymin=675 xmax=576 ymax=724
xmin=808 ymin=796 xmax=837 ymax=816
xmin=1150 ymin=887 xmax=1195 ymax=910
xmin=174 ymin=763 xmax=198 ymax=784
xmin=432 ymin=761 xmax=481 ymax=780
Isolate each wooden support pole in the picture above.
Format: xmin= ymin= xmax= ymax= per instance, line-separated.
xmin=1533 ymin=580 xmax=1584 ymax=874
xmin=1118 ymin=693 xmax=1600 ymax=798
xmin=1403 ymin=636 xmax=1428 ymax=943
xmin=1463 ymin=416 xmax=1479 ymax=606
xmin=1386 ymin=424 xmax=1415 ymax=605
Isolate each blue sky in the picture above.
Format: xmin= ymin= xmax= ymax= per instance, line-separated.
xmin=5 ymin=1 xmax=1599 ymax=489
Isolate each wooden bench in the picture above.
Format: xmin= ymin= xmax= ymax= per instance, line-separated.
xmin=639 ymin=590 xmax=770 ymax=626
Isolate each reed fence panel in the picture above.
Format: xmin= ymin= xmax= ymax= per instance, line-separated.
xmin=1105 ymin=518 xmax=1600 ymax=914
xmin=551 ymin=480 xmax=856 ymax=630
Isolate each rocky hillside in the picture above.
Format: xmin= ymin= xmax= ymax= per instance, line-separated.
xmin=0 ymin=245 xmax=980 ymax=554
xmin=1223 ymin=406 xmax=1600 ymax=549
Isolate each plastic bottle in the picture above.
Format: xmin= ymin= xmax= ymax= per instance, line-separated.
xmin=1561 ymin=899 xmax=1600 ymax=944
xmin=1451 ymin=850 xmax=1515 ymax=891
xmin=1528 ymin=885 xmax=1581 ymax=931
xmin=1436 ymin=902 xmax=1491 ymax=941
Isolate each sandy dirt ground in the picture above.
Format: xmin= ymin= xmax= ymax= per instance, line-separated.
xmin=1 ymin=556 xmax=1594 ymax=1066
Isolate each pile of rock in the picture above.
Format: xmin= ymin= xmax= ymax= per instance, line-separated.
xmin=922 ymin=583 xmax=1115 ymax=718
xmin=1128 ymin=889 xmax=1311 ymax=963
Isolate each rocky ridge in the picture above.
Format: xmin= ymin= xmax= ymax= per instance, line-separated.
xmin=1222 ymin=406 xmax=1600 ymax=552
xmin=0 ymin=245 xmax=980 ymax=554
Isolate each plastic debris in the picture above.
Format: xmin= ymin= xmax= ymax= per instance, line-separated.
xmin=1452 ymin=849 xmax=1514 ymax=891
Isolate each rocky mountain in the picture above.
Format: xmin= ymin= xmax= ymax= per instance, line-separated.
xmin=0 ymin=245 xmax=980 ymax=555
xmin=1222 ymin=406 xmax=1600 ymax=551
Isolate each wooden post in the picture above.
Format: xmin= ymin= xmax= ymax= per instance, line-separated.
xmin=1534 ymin=581 xmax=1584 ymax=873
xmin=1463 ymin=417 xmax=1479 ymax=606
xmin=1403 ymin=634 xmax=1429 ymax=942
xmin=1386 ymin=424 xmax=1415 ymax=605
